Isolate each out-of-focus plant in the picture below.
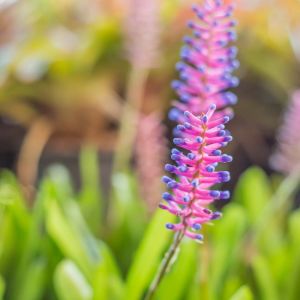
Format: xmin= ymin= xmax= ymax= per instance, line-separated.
xmin=135 ymin=113 xmax=167 ymax=213
xmin=113 ymin=0 xmax=161 ymax=174
xmin=270 ymin=90 xmax=300 ymax=175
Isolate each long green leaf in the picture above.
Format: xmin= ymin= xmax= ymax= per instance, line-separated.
xmin=252 ymin=255 xmax=278 ymax=300
xmin=285 ymin=209 xmax=300 ymax=300
xmin=124 ymin=209 xmax=174 ymax=300
xmin=229 ymin=286 xmax=254 ymax=300
xmin=79 ymin=146 xmax=102 ymax=235
xmin=54 ymin=259 xmax=93 ymax=300
xmin=209 ymin=204 xmax=247 ymax=300
xmin=15 ymin=258 xmax=48 ymax=300
xmin=233 ymin=167 xmax=272 ymax=224
xmin=156 ymin=239 xmax=198 ymax=300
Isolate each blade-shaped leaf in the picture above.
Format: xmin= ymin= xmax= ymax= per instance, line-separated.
xmin=54 ymin=259 xmax=93 ymax=300
xmin=124 ymin=209 xmax=175 ymax=300
xmin=229 ymin=286 xmax=254 ymax=300
xmin=252 ymin=255 xmax=278 ymax=300
xmin=79 ymin=146 xmax=102 ymax=235
xmin=155 ymin=239 xmax=198 ymax=300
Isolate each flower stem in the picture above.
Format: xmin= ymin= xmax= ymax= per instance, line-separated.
xmin=113 ymin=67 xmax=149 ymax=174
xmin=144 ymin=230 xmax=185 ymax=300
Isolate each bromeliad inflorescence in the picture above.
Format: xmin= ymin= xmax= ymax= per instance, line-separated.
xmin=160 ymin=0 xmax=238 ymax=241
xmin=169 ymin=0 xmax=239 ymax=123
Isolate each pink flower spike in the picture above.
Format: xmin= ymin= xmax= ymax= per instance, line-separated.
xmin=169 ymin=0 xmax=238 ymax=123
xmin=161 ymin=105 xmax=233 ymax=240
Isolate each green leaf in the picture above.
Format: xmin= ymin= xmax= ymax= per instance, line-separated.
xmin=252 ymin=255 xmax=278 ymax=300
xmin=92 ymin=242 xmax=124 ymax=300
xmin=108 ymin=171 xmax=147 ymax=272
xmin=209 ymin=204 xmax=248 ymax=300
xmin=78 ymin=146 xmax=102 ymax=235
xmin=14 ymin=258 xmax=48 ymax=300
xmin=233 ymin=167 xmax=272 ymax=224
xmin=54 ymin=259 xmax=93 ymax=300
xmin=229 ymin=286 xmax=254 ymax=300
xmin=124 ymin=209 xmax=175 ymax=300
xmin=0 ymin=276 xmax=5 ymax=300
xmin=45 ymin=189 xmax=101 ymax=279
xmin=285 ymin=209 xmax=300 ymax=300
xmin=156 ymin=239 xmax=198 ymax=300
xmin=44 ymin=176 xmax=123 ymax=299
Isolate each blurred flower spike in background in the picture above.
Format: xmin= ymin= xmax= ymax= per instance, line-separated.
xmin=271 ymin=90 xmax=300 ymax=175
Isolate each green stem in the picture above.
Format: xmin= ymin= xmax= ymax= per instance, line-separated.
xmin=144 ymin=231 xmax=185 ymax=300
xmin=113 ymin=67 xmax=149 ymax=174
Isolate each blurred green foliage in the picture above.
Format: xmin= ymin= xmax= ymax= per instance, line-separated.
xmin=0 ymin=148 xmax=299 ymax=300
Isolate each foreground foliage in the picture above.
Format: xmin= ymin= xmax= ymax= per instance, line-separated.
xmin=0 ymin=150 xmax=299 ymax=300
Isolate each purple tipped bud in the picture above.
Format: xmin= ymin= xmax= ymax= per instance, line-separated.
xmin=202 ymin=115 xmax=208 ymax=123
xmin=210 ymin=190 xmax=220 ymax=198
xmin=212 ymin=150 xmax=222 ymax=156
xmin=196 ymin=136 xmax=203 ymax=143
xmin=162 ymin=192 xmax=173 ymax=201
xmin=218 ymin=130 xmax=226 ymax=137
xmin=223 ymin=116 xmax=230 ymax=123
xmin=224 ymin=136 xmax=233 ymax=142
xmin=206 ymin=165 xmax=215 ymax=172
xmin=183 ymin=195 xmax=190 ymax=202
xmin=171 ymin=154 xmax=180 ymax=161
xmin=192 ymin=179 xmax=199 ymax=187
xmin=177 ymin=125 xmax=185 ymax=131
xmin=168 ymin=108 xmax=181 ymax=121
xmin=179 ymin=165 xmax=188 ymax=172
xmin=184 ymin=122 xmax=192 ymax=129
xmin=211 ymin=212 xmax=222 ymax=220
xmin=171 ymin=80 xmax=181 ymax=90
xmin=193 ymin=223 xmax=202 ymax=230
xmin=165 ymin=164 xmax=176 ymax=172
xmin=187 ymin=153 xmax=196 ymax=160
xmin=220 ymin=191 xmax=230 ymax=199
xmin=209 ymin=103 xmax=217 ymax=110
xmin=173 ymin=138 xmax=184 ymax=145
xmin=183 ymin=36 xmax=193 ymax=45
xmin=221 ymin=154 xmax=233 ymax=162
xmin=195 ymin=234 xmax=203 ymax=240
xmin=162 ymin=176 xmax=172 ymax=183
xmin=166 ymin=223 xmax=175 ymax=230
xmin=167 ymin=181 xmax=178 ymax=189
xmin=176 ymin=61 xmax=186 ymax=71
xmin=224 ymin=92 xmax=238 ymax=105
xmin=180 ymin=94 xmax=191 ymax=103
xmin=203 ymin=208 xmax=212 ymax=214
xmin=171 ymin=148 xmax=181 ymax=155
xmin=187 ymin=21 xmax=195 ymax=29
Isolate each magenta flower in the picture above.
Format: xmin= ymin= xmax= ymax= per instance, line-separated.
xmin=169 ymin=0 xmax=238 ymax=123
xmin=160 ymin=0 xmax=238 ymax=241
xmin=270 ymin=90 xmax=300 ymax=174
xmin=160 ymin=104 xmax=232 ymax=240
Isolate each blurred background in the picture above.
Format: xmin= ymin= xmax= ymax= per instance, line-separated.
xmin=1 ymin=0 xmax=300 ymax=299
xmin=1 ymin=0 xmax=300 ymax=194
